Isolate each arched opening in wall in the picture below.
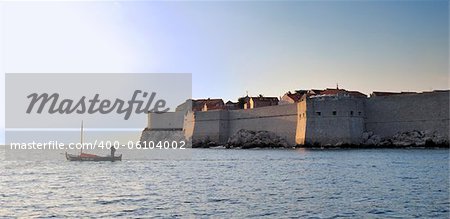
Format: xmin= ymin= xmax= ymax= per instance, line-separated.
xmin=350 ymin=111 xmax=354 ymax=116
xmin=316 ymin=112 xmax=321 ymax=116
xmin=332 ymin=111 xmax=337 ymax=116
xmin=358 ymin=112 xmax=362 ymax=116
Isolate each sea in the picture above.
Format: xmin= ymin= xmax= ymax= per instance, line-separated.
xmin=0 ymin=147 xmax=449 ymax=218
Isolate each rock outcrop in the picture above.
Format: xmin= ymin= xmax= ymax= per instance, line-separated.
xmin=191 ymin=137 xmax=219 ymax=148
xmin=362 ymin=130 xmax=448 ymax=147
xmin=226 ymin=129 xmax=290 ymax=149
xmin=140 ymin=128 xmax=187 ymax=146
xmin=362 ymin=131 xmax=382 ymax=146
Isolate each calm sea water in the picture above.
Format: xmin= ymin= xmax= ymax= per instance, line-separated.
xmin=0 ymin=147 xmax=448 ymax=218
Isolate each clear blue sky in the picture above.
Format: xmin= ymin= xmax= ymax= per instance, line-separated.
xmin=1 ymin=0 xmax=448 ymax=143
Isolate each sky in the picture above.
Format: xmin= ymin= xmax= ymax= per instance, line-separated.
xmin=0 ymin=0 xmax=448 ymax=143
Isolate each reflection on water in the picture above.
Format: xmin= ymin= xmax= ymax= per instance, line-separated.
xmin=0 ymin=147 xmax=448 ymax=218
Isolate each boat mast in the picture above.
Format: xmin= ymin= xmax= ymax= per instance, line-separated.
xmin=80 ymin=120 xmax=83 ymax=155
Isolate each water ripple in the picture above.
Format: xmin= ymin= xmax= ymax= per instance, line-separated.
xmin=0 ymin=148 xmax=448 ymax=218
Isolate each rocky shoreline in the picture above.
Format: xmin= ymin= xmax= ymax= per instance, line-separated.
xmin=192 ymin=129 xmax=289 ymax=149
xmin=191 ymin=129 xmax=449 ymax=149
xmin=360 ymin=130 xmax=448 ymax=147
xmin=299 ymin=142 xmax=449 ymax=149
xmin=299 ymin=130 xmax=449 ymax=149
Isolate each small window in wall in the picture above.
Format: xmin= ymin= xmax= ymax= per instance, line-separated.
xmin=350 ymin=111 xmax=354 ymax=116
xmin=332 ymin=111 xmax=337 ymax=116
xmin=316 ymin=112 xmax=321 ymax=116
xmin=358 ymin=112 xmax=362 ymax=116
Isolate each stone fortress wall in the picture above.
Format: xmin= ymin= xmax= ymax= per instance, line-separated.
xmin=183 ymin=110 xmax=230 ymax=144
xmin=147 ymin=111 xmax=184 ymax=130
xmin=182 ymin=104 xmax=297 ymax=145
xmin=145 ymin=91 xmax=449 ymax=146
xmin=364 ymin=91 xmax=449 ymax=139
xmin=297 ymin=96 xmax=366 ymax=145
xmin=228 ymin=104 xmax=297 ymax=145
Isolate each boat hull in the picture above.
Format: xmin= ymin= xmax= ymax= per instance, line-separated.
xmin=65 ymin=152 xmax=122 ymax=161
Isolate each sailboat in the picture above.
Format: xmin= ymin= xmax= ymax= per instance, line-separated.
xmin=65 ymin=121 xmax=122 ymax=161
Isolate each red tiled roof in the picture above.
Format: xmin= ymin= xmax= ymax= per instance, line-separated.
xmin=191 ymin=98 xmax=224 ymax=111
xmin=251 ymin=96 xmax=279 ymax=102
xmin=204 ymin=99 xmax=225 ymax=111
xmin=310 ymin=89 xmax=324 ymax=94
xmin=247 ymin=96 xmax=278 ymax=108
xmin=286 ymin=92 xmax=303 ymax=102
xmin=319 ymin=89 xmax=343 ymax=95
xmin=226 ymin=100 xmax=236 ymax=104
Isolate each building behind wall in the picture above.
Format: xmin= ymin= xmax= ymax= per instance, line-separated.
xmin=240 ymin=95 xmax=279 ymax=109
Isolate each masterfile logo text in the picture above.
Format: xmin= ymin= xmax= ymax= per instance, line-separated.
xmin=26 ymin=90 xmax=170 ymax=120
xmin=6 ymin=73 xmax=191 ymax=129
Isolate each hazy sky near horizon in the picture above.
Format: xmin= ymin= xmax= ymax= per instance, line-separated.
xmin=0 ymin=0 xmax=448 ymax=143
